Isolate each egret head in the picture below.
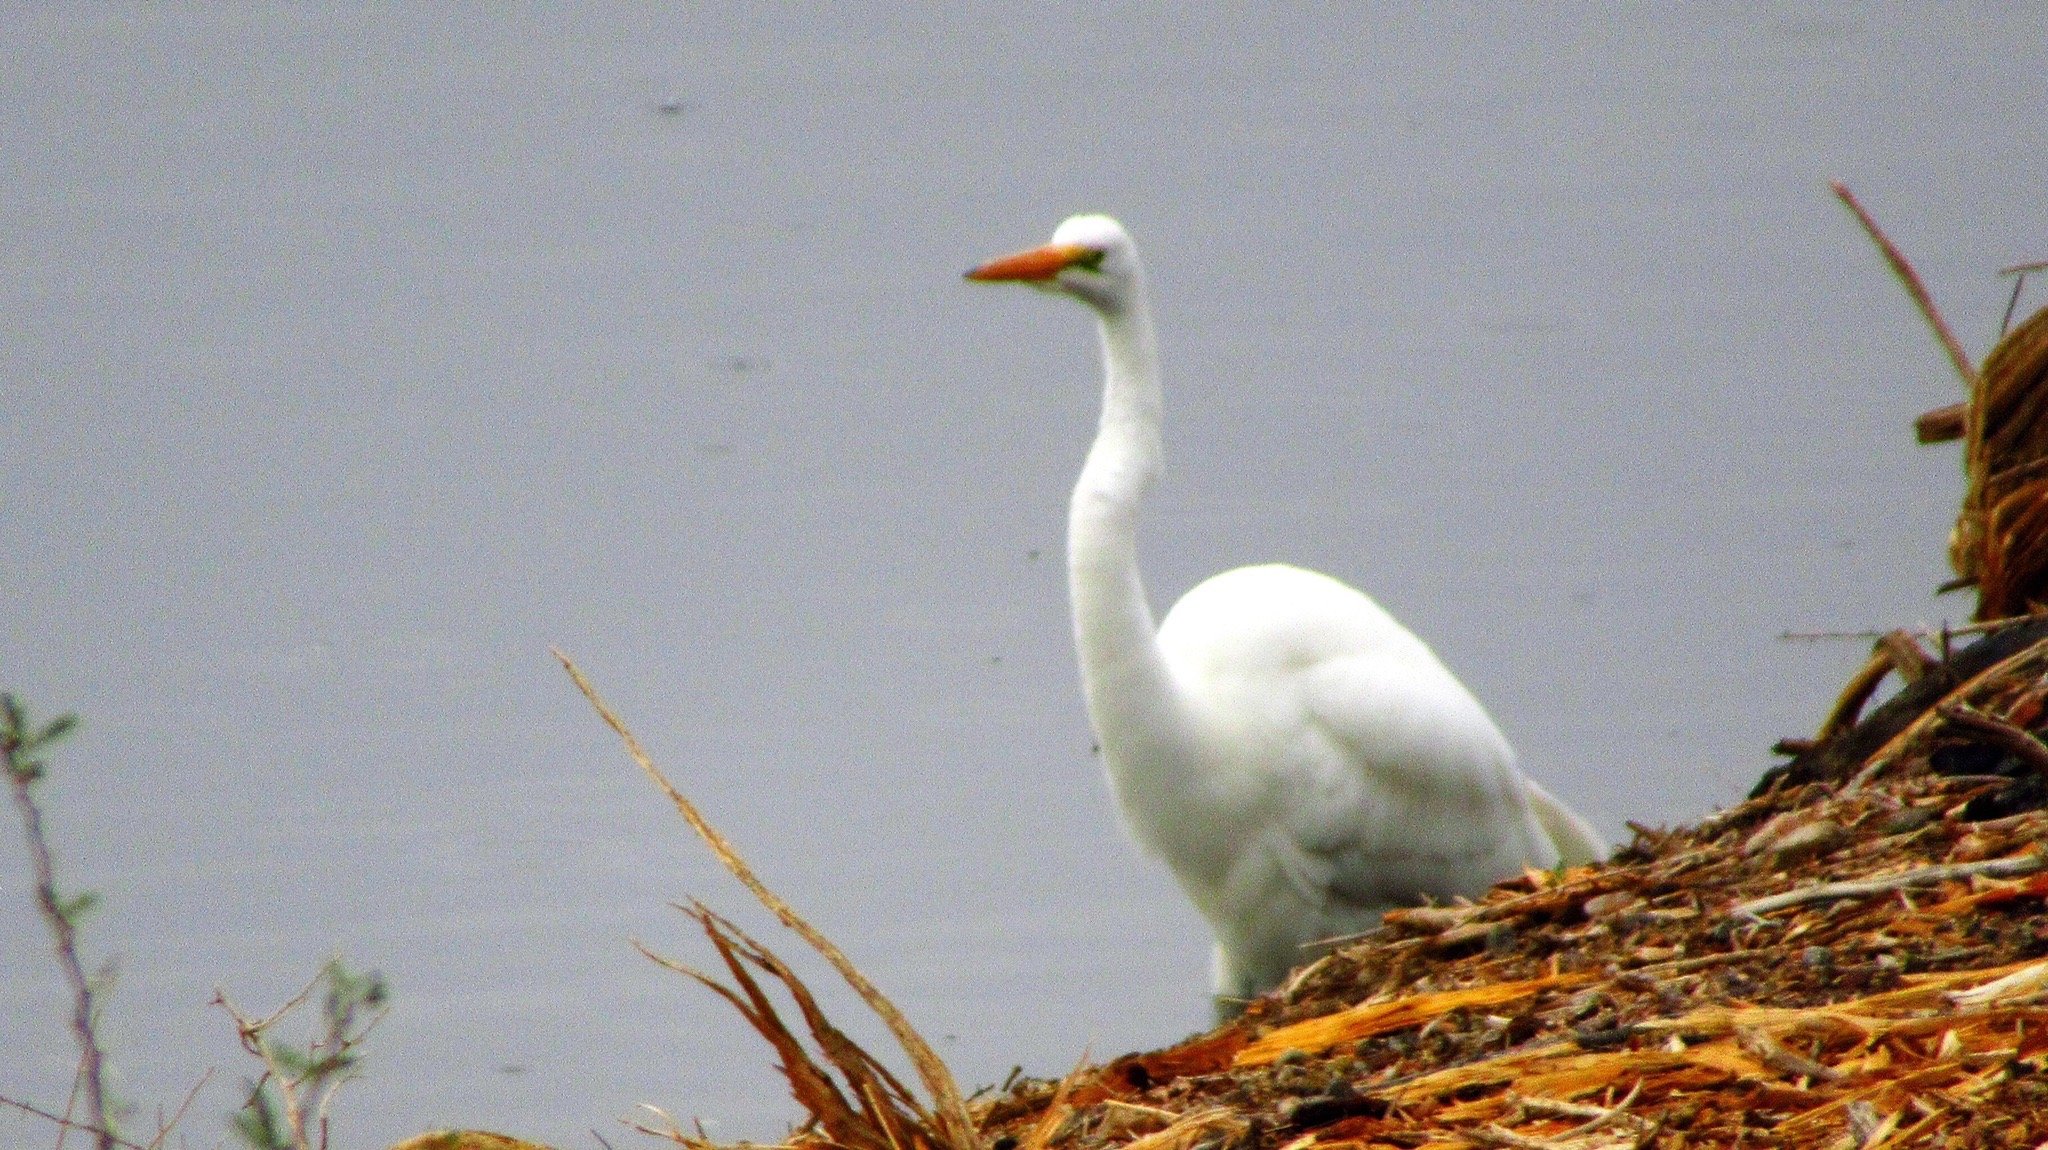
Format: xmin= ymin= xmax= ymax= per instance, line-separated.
xmin=966 ymin=213 xmax=1142 ymax=315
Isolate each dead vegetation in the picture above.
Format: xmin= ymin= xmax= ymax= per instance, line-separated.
xmin=555 ymin=652 xmax=979 ymax=1150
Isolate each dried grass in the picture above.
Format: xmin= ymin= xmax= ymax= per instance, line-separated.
xmin=1955 ymin=305 xmax=2048 ymax=620
xmin=1832 ymin=181 xmax=2048 ymax=622
xmin=556 ymin=651 xmax=978 ymax=1150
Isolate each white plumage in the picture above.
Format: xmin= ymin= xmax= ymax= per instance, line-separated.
xmin=968 ymin=214 xmax=1605 ymax=1014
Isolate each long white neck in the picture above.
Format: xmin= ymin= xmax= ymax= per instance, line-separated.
xmin=1067 ymin=291 xmax=1197 ymax=799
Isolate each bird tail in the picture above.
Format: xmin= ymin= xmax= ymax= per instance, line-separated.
xmin=1524 ymin=780 xmax=1608 ymax=866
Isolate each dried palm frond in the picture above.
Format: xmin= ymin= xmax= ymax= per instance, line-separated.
xmin=1955 ymin=304 xmax=2048 ymax=619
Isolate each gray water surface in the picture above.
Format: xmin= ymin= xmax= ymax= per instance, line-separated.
xmin=4 ymin=6 xmax=2044 ymax=1148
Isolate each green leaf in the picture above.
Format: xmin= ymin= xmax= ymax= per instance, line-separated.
xmin=58 ymin=891 xmax=100 ymax=920
xmin=38 ymin=713 xmax=79 ymax=745
xmin=272 ymin=1045 xmax=313 ymax=1077
xmin=231 ymin=1083 xmax=289 ymax=1150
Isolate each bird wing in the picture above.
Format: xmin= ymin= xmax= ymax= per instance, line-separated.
xmin=1266 ymin=650 xmax=1554 ymax=913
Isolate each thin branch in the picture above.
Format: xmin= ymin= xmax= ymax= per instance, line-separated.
xmin=1876 ymin=631 xmax=1940 ymax=683
xmin=1460 ymin=1124 xmax=1572 ymax=1150
xmin=60 ymin=1043 xmax=86 ymax=1150
xmin=215 ymin=982 xmax=316 ymax=1150
xmin=1731 ymin=853 xmax=2048 ymax=919
xmin=1831 ymin=180 xmax=1980 ymax=392
xmin=142 ymin=1067 xmax=214 ymax=1150
xmin=624 ymin=1103 xmax=694 ymax=1147
xmin=1737 ymin=1026 xmax=1844 ymax=1084
xmin=2000 ymin=260 xmax=2048 ymax=335
xmin=1557 ymin=1078 xmax=1645 ymax=1138
xmin=1782 ymin=610 xmax=2048 ymax=644
xmin=1917 ymin=401 xmax=1968 ymax=444
xmin=2000 ymin=274 xmax=2028 ymax=337
xmin=0 ymin=1095 xmax=145 ymax=1150
xmin=1934 ymin=701 xmax=2048 ymax=780
xmin=1798 ymin=631 xmax=1950 ymax=753
xmin=1812 ymin=651 xmax=1896 ymax=745
xmin=216 ymin=973 xmax=322 ymax=1051
xmin=1017 ymin=1055 xmax=1090 ymax=1150
xmin=219 ymin=968 xmax=384 ymax=1150
xmin=3 ymin=702 xmax=114 ymax=1150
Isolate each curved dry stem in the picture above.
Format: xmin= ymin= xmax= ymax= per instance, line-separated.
xmin=1830 ymin=180 xmax=1979 ymax=394
xmin=556 ymin=650 xmax=978 ymax=1150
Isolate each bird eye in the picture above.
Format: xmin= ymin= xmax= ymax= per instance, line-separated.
xmin=1072 ymin=249 xmax=1107 ymax=272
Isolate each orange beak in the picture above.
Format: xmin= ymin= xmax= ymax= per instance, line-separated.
xmin=964 ymin=243 xmax=1095 ymax=282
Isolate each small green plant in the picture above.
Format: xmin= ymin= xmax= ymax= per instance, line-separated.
xmin=220 ymin=958 xmax=390 ymax=1150
xmin=5 ymin=693 xmax=386 ymax=1150
xmin=2 ymin=693 xmax=119 ymax=1150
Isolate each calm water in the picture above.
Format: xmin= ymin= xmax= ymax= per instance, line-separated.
xmin=4 ymin=6 xmax=2043 ymax=1148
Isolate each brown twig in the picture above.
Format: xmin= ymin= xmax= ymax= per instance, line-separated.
xmin=555 ymin=650 xmax=979 ymax=1150
xmin=0 ymin=1095 xmax=144 ymax=1150
xmin=1841 ymin=632 xmax=2048 ymax=792
xmin=1831 ymin=181 xmax=1980 ymax=393
xmin=143 ymin=1068 xmax=214 ymax=1150
xmin=1876 ymin=631 xmax=1940 ymax=684
xmin=1812 ymin=652 xmax=1898 ymax=746
xmin=621 ymin=1103 xmax=694 ymax=1147
xmin=1936 ymin=701 xmax=2048 ymax=779
xmin=1461 ymin=1124 xmax=1571 ymax=1150
xmin=1557 ymin=1078 xmax=1646 ymax=1137
xmin=1917 ymin=402 xmax=1969 ymax=444
xmin=1015 ymin=1062 xmax=1080 ymax=1150
xmin=639 ymin=908 xmax=928 ymax=1150
xmin=1738 ymin=1026 xmax=1845 ymax=1084
xmin=1797 ymin=633 xmax=1949 ymax=757
xmin=216 ymin=979 xmax=319 ymax=1150
xmin=1998 ymin=260 xmax=2048 ymax=336
xmin=1731 ymin=853 xmax=2048 ymax=919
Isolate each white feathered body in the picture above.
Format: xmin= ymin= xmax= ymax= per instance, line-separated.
xmin=971 ymin=212 xmax=1605 ymax=1010
xmin=1114 ymin=562 xmax=1596 ymax=998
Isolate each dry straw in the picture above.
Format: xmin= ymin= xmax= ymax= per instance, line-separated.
xmin=555 ymin=650 xmax=980 ymax=1150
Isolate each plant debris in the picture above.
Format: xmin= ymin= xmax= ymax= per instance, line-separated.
xmin=1952 ymin=302 xmax=2048 ymax=621
xmin=957 ymin=619 xmax=2048 ymax=1150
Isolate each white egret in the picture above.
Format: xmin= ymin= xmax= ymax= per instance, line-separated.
xmin=966 ymin=214 xmax=1606 ymax=1016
